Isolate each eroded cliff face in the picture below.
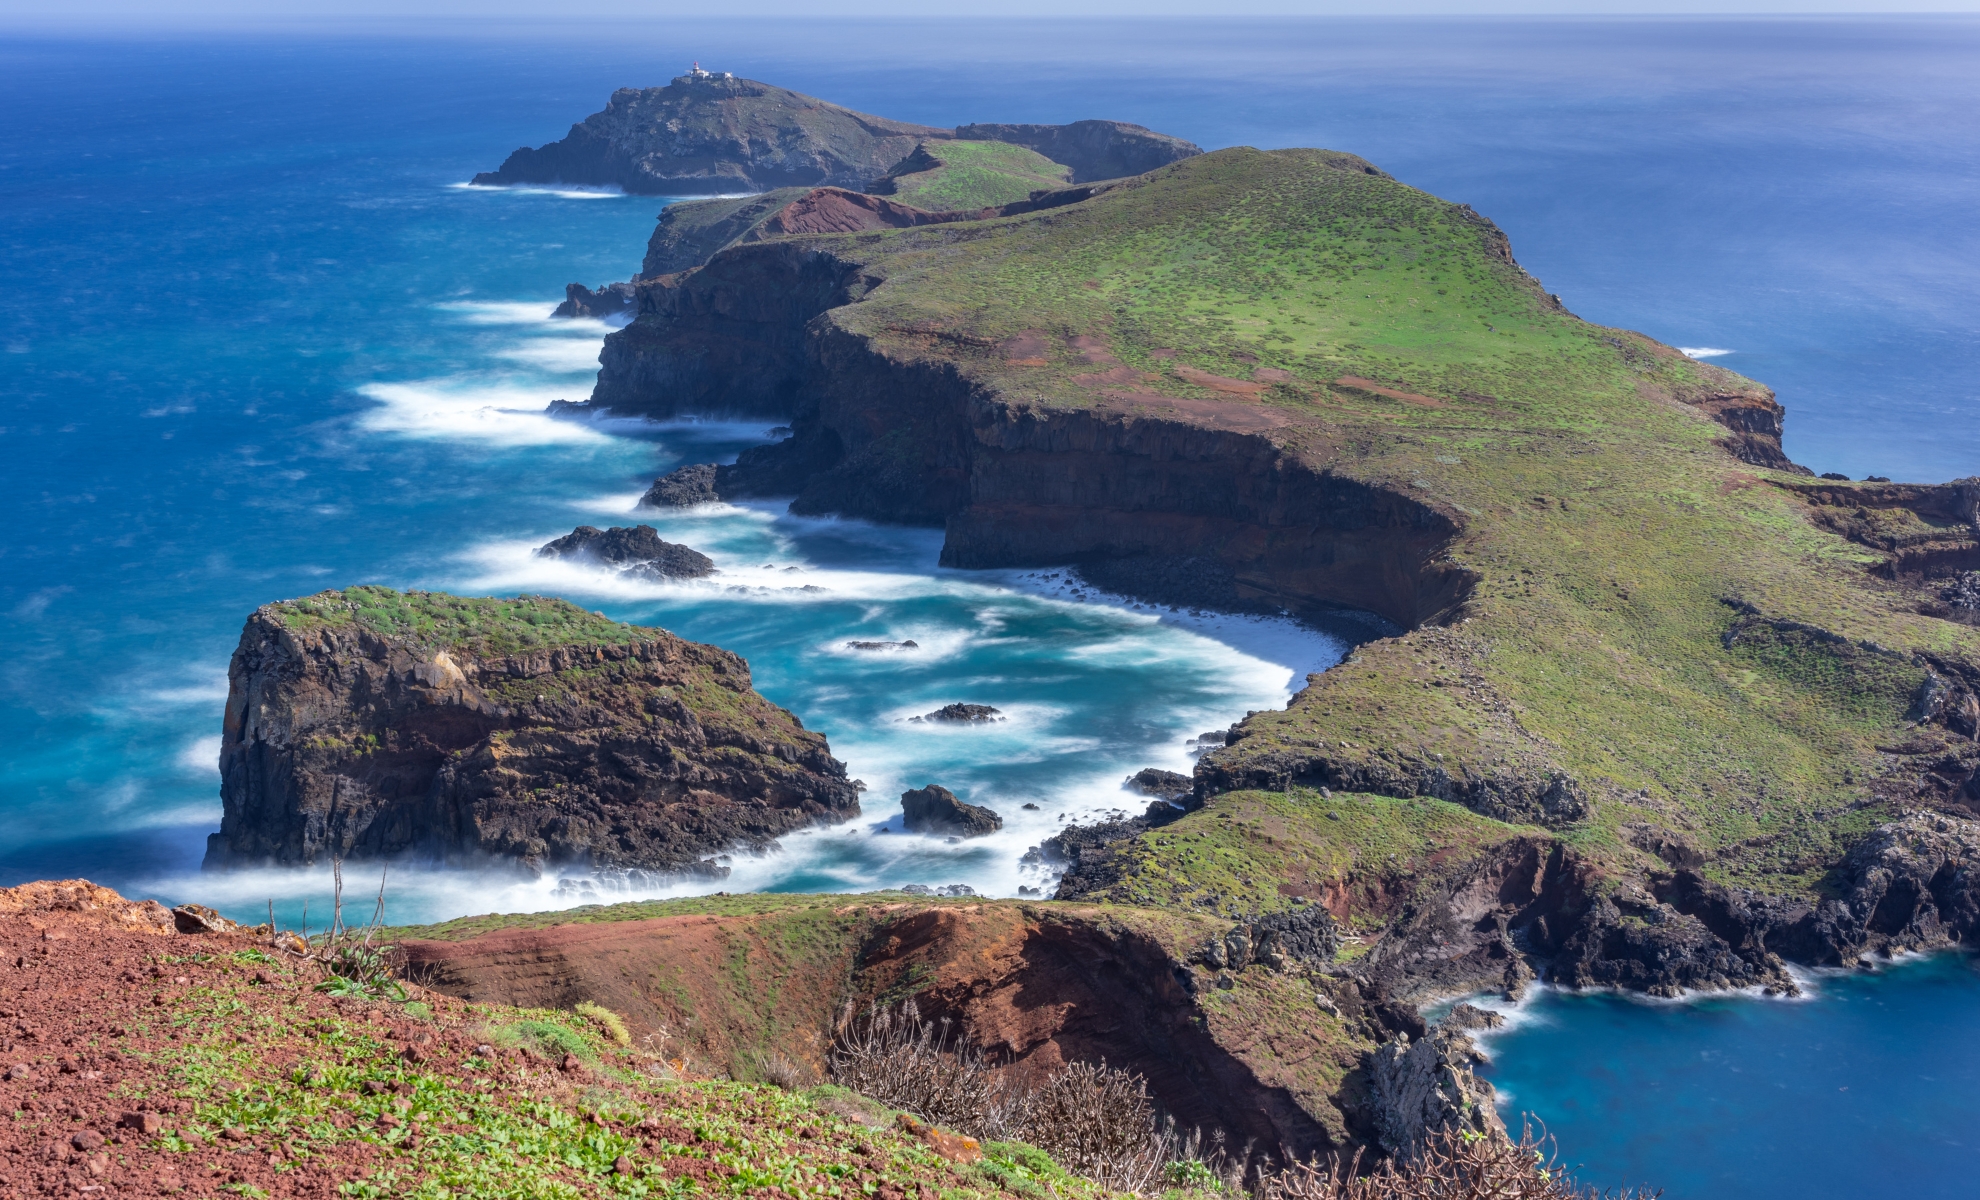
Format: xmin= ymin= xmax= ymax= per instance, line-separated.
xmin=203 ymin=589 xmax=858 ymax=875
xmin=402 ymin=898 xmax=1369 ymax=1160
xmin=590 ymin=243 xmax=1474 ymax=630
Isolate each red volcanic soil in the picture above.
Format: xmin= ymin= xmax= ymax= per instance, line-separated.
xmin=0 ymin=883 xmax=1035 ymax=1199
xmin=0 ymin=880 xmax=360 ymax=1198
xmin=404 ymin=899 xmax=1358 ymax=1157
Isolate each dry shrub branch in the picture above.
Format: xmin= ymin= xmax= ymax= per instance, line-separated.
xmin=1256 ymin=1126 xmax=1660 ymax=1200
xmin=830 ymin=1000 xmax=1179 ymax=1191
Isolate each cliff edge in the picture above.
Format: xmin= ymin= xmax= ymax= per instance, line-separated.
xmin=202 ymin=586 xmax=858 ymax=875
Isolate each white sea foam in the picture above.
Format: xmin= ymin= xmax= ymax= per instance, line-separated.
xmin=1678 ymin=346 xmax=1735 ymax=358
xmin=176 ymin=735 xmax=222 ymax=776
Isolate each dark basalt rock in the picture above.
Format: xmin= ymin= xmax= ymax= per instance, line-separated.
xmin=534 ymin=525 xmax=714 ymax=580
xmin=900 ymin=785 xmax=1002 ymax=838
xmin=201 ymin=588 xmax=860 ymax=875
xmin=1364 ymin=1026 xmax=1506 ymax=1162
xmin=1123 ymin=767 xmax=1193 ymax=802
xmin=1195 ymin=908 xmax=1340 ymax=972
xmin=552 ymin=282 xmax=634 ymax=320
xmin=912 ymin=703 xmax=1002 ymax=724
xmin=1441 ymin=1003 xmax=1505 ymax=1032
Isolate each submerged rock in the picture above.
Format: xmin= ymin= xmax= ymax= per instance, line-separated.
xmin=846 ymin=640 xmax=918 ymax=651
xmin=900 ymin=785 xmax=1002 ymax=838
xmin=534 ymin=525 xmax=715 ymax=580
xmin=912 ymin=703 xmax=1003 ymax=724
xmin=640 ymin=463 xmax=722 ymax=508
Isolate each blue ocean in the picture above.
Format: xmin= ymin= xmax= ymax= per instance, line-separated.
xmin=4 ymin=17 xmax=1979 ymax=1195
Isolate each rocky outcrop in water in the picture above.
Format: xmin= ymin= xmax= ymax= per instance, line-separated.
xmin=639 ymin=463 xmax=722 ymax=508
xmin=913 ymin=703 xmax=1003 ymax=724
xmin=900 ymin=785 xmax=1002 ymax=838
xmin=552 ymin=282 xmax=634 ymax=320
xmin=202 ymin=587 xmax=858 ymax=876
xmin=534 ymin=524 xmax=715 ymax=580
xmin=1124 ymin=767 xmax=1193 ymax=802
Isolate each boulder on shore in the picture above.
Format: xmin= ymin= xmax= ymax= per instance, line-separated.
xmin=901 ymin=785 xmax=1002 ymax=838
xmin=535 ymin=525 xmax=715 ymax=580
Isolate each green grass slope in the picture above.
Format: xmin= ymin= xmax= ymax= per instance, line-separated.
xmin=877 ymin=141 xmax=1073 ymax=211
xmin=754 ymin=146 xmax=1980 ymax=902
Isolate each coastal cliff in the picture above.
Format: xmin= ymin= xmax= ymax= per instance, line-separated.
xmin=567 ymin=144 xmax=1980 ymax=1000
xmin=202 ymin=587 xmax=858 ymax=876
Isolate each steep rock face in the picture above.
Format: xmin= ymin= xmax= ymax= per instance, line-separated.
xmin=636 ymin=181 xmax=1126 ymax=282
xmin=954 ymin=120 xmax=1202 ymax=183
xmin=202 ymin=587 xmax=857 ymax=875
xmin=1363 ymin=1024 xmax=1505 ymax=1162
xmin=471 ymin=75 xmax=948 ymax=196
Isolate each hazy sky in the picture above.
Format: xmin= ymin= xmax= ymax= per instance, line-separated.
xmin=3 ymin=0 xmax=1978 ymax=28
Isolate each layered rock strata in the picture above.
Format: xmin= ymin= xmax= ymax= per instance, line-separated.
xmin=202 ymin=587 xmax=858 ymax=875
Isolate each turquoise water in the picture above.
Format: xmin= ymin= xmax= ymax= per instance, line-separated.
xmin=5 ymin=21 xmax=1980 ymax=1195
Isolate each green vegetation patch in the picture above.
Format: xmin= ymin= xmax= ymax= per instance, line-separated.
xmin=881 ymin=140 xmax=1072 ymax=211
xmin=273 ymin=586 xmax=650 ymax=657
xmin=120 ymin=951 xmax=1104 ymax=1200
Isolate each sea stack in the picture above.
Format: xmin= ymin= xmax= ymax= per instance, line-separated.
xmin=203 ymin=586 xmax=858 ymax=876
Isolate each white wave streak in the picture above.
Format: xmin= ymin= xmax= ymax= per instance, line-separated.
xmin=1678 ymin=346 xmax=1735 ymax=358
xmin=498 ymin=338 xmax=606 ymax=373
xmin=356 ymin=381 xmax=606 ymax=445
xmin=446 ymin=182 xmax=629 ymax=200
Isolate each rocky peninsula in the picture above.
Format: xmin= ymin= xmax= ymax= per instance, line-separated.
xmin=202 ymin=586 xmax=858 ymax=877
xmin=559 ymin=139 xmax=1980 ymax=1005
